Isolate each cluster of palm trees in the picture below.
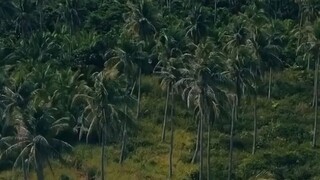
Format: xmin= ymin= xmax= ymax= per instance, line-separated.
xmin=1 ymin=0 xmax=320 ymax=179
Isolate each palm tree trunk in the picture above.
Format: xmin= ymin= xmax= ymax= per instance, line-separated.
xmin=39 ymin=9 xmax=43 ymax=32
xmin=35 ymin=161 xmax=44 ymax=180
xmin=23 ymin=159 xmax=28 ymax=180
xmin=101 ymin=110 xmax=107 ymax=180
xmin=313 ymin=54 xmax=319 ymax=148
xmin=268 ymin=67 xmax=272 ymax=100
xmin=297 ymin=3 xmax=302 ymax=47
xmin=199 ymin=95 xmax=204 ymax=180
xmin=167 ymin=0 xmax=171 ymax=12
xmin=308 ymin=54 xmax=310 ymax=71
xmin=191 ymin=119 xmax=200 ymax=164
xmin=168 ymin=86 xmax=174 ymax=179
xmin=101 ymin=125 xmax=106 ymax=180
xmin=136 ymin=67 xmax=142 ymax=120
xmin=162 ymin=85 xmax=170 ymax=142
xmin=214 ymin=0 xmax=217 ymax=27
xmin=228 ymin=97 xmax=236 ymax=180
xmin=252 ymin=96 xmax=257 ymax=155
xmin=206 ymin=112 xmax=211 ymax=180
xmin=119 ymin=106 xmax=127 ymax=165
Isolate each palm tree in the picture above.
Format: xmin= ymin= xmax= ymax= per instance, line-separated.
xmin=153 ymin=26 xmax=186 ymax=142
xmin=296 ymin=19 xmax=320 ymax=147
xmin=103 ymin=45 xmax=137 ymax=164
xmin=154 ymin=50 xmax=188 ymax=178
xmin=176 ymin=41 xmax=226 ymax=179
xmin=124 ymin=0 xmax=159 ymax=121
xmin=15 ymin=0 xmax=37 ymax=37
xmin=185 ymin=4 xmax=207 ymax=44
xmin=125 ymin=0 xmax=158 ymax=43
xmin=73 ymin=68 xmax=132 ymax=179
xmin=0 ymin=105 xmax=72 ymax=180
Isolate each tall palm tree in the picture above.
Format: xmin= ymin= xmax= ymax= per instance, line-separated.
xmin=296 ymin=19 xmax=320 ymax=147
xmin=176 ymin=41 xmax=226 ymax=179
xmin=153 ymin=26 xmax=186 ymax=142
xmin=124 ymin=0 xmax=159 ymax=121
xmin=73 ymin=69 xmax=132 ymax=180
xmin=154 ymin=51 xmax=187 ymax=178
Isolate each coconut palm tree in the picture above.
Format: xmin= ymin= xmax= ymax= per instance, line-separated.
xmin=124 ymin=0 xmax=159 ymax=121
xmin=73 ymin=68 xmax=133 ymax=180
xmin=0 ymin=104 xmax=72 ymax=180
xmin=15 ymin=0 xmax=38 ymax=37
xmin=176 ymin=41 xmax=227 ymax=179
xmin=153 ymin=26 xmax=186 ymax=142
xmin=185 ymin=4 xmax=208 ymax=44
xmin=295 ymin=19 xmax=320 ymax=147
xmin=124 ymin=0 xmax=159 ymax=43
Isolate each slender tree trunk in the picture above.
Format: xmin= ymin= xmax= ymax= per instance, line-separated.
xmin=296 ymin=3 xmax=302 ymax=47
xmin=39 ymin=8 xmax=43 ymax=32
xmin=191 ymin=119 xmax=200 ymax=164
xmin=308 ymin=54 xmax=310 ymax=71
xmin=169 ymin=86 xmax=174 ymax=179
xmin=101 ymin=110 xmax=107 ymax=180
xmin=136 ymin=67 xmax=142 ymax=120
xmin=35 ymin=160 xmax=44 ymax=180
xmin=206 ymin=112 xmax=211 ymax=180
xmin=101 ymin=125 xmax=106 ymax=180
xmin=199 ymin=95 xmax=204 ymax=180
xmin=119 ymin=106 xmax=127 ymax=165
xmin=162 ymin=86 xmax=170 ymax=142
xmin=268 ymin=67 xmax=272 ymax=100
xmin=228 ymin=97 xmax=236 ymax=180
xmin=214 ymin=0 xmax=217 ymax=27
xmin=167 ymin=0 xmax=171 ymax=12
xmin=313 ymin=54 xmax=319 ymax=148
xmin=252 ymin=96 xmax=257 ymax=155
xmin=23 ymin=159 xmax=28 ymax=180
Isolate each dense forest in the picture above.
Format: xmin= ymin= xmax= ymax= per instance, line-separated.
xmin=1 ymin=0 xmax=320 ymax=179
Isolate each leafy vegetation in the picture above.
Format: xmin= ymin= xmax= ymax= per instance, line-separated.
xmin=1 ymin=0 xmax=320 ymax=179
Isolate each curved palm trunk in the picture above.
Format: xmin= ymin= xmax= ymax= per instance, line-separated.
xmin=268 ymin=67 xmax=272 ymax=100
xmin=168 ymin=86 xmax=174 ymax=179
xmin=252 ymin=96 xmax=257 ymax=155
xmin=136 ymin=67 xmax=142 ymax=121
xmin=191 ymin=119 xmax=200 ymax=164
xmin=313 ymin=54 xmax=319 ymax=148
xmin=206 ymin=112 xmax=211 ymax=180
xmin=162 ymin=86 xmax=170 ymax=142
xmin=228 ymin=97 xmax=236 ymax=180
